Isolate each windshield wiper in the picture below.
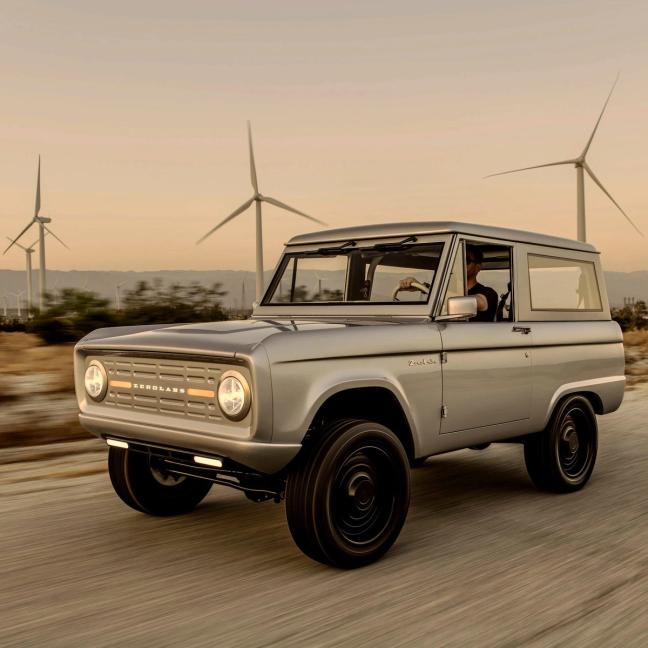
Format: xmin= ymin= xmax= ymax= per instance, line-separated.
xmin=370 ymin=235 xmax=418 ymax=252
xmin=304 ymin=240 xmax=357 ymax=256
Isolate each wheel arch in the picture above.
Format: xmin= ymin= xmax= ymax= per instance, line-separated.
xmin=543 ymin=376 xmax=624 ymax=428
xmin=304 ymin=385 xmax=416 ymax=462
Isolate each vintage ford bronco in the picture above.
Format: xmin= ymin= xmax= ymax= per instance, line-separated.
xmin=75 ymin=222 xmax=625 ymax=568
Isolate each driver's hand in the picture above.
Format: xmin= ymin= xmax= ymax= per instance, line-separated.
xmin=399 ymin=276 xmax=418 ymax=291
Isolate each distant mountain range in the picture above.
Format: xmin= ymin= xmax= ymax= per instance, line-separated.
xmin=0 ymin=268 xmax=646 ymax=312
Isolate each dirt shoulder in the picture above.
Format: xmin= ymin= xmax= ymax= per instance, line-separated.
xmin=0 ymin=332 xmax=86 ymax=448
xmin=623 ymin=330 xmax=648 ymax=389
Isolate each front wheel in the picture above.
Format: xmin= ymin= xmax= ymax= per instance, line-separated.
xmin=285 ymin=419 xmax=411 ymax=569
xmin=108 ymin=447 xmax=212 ymax=516
xmin=524 ymin=395 xmax=598 ymax=493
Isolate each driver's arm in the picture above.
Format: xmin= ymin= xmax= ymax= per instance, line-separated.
xmin=474 ymin=293 xmax=488 ymax=312
xmin=399 ymin=276 xmax=430 ymax=291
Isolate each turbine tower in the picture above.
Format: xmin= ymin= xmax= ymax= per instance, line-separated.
xmin=486 ymin=76 xmax=643 ymax=242
xmin=3 ymin=157 xmax=69 ymax=310
xmin=5 ymin=233 xmax=55 ymax=315
xmin=197 ymin=122 xmax=327 ymax=302
xmin=5 ymin=236 xmax=35 ymax=313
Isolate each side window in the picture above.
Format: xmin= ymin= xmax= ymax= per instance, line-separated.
xmin=528 ymin=254 xmax=602 ymax=311
xmin=473 ymin=244 xmax=514 ymax=322
xmin=442 ymin=240 xmax=513 ymax=322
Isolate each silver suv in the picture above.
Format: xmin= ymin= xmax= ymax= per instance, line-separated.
xmin=75 ymin=222 xmax=625 ymax=568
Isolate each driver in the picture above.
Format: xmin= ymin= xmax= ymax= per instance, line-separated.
xmin=399 ymin=245 xmax=498 ymax=322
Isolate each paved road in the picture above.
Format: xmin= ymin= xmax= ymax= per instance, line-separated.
xmin=2 ymin=388 xmax=648 ymax=648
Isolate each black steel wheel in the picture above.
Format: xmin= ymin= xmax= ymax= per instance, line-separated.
xmin=108 ymin=447 xmax=212 ymax=516
xmin=285 ymin=419 xmax=410 ymax=569
xmin=524 ymin=395 xmax=598 ymax=493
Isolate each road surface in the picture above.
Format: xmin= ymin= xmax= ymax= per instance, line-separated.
xmin=2 ymin=387 xmax=648 ymax=647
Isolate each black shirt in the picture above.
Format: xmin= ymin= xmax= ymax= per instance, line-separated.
xmin=468 ymin=282 xmax=498 ymax=322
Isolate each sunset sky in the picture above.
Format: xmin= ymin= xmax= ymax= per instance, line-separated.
xmin=1 ymin=1 xmax=647 ymax=273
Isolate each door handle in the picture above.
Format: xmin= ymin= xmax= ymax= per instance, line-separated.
xmin=512 ymin=326 xmax=531 ymax=335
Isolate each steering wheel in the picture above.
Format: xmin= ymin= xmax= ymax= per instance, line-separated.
xmin=392 ymin=281 xmax=429 ymax=301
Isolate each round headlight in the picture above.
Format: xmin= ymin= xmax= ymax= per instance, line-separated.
xmin=85 ymin=361 xmax=107 ymax=401
xmin=217 ymin=371 xmax=251 ymax=421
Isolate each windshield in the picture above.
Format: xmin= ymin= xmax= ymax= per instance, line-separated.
xmin=264 ymin=243 xmax=444 ymax=305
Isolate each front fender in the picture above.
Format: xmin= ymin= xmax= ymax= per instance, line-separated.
xmin=269 ymin=358 xmax=440 ymax=456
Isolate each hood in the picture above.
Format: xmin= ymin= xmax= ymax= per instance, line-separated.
xmin=76 ymin=318 xmax=354 ymax=358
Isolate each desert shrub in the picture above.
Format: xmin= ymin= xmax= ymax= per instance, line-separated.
xmin=27 ymin=289 xmax=117 ymax=343
xmin=119 ymin=280 xmax=228 ymax=325
xmin=26 ymin=282 xmax=229 ymax=343
xmin=0 ymin=318 xmax=27 ymax=332
xmin=612 ymin=301 xmax=648 ymax=332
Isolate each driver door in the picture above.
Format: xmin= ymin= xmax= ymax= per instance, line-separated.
xmin=439 ymin=239 xmax=532 ymax=434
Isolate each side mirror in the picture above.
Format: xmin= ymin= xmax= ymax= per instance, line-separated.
xmin=436 ymin=296 xmax=477 ymax=321
xmin=251 ymin=301 xmax=259 ymax=311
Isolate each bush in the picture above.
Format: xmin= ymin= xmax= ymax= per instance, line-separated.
xmin=120 ymin=280 xmax=228 ymax=325
xmin=611 ymin=301 xmax=648 ymax=332
xmin=27 ymin=289 xmax=118 ymax=343
xmin=25 ymin=281 xmax=230 ymax=344
xmin=0 ymin=318 xmax=27 ymax=333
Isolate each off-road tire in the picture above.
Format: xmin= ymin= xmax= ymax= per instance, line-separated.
xmin=108 ymin=447 xmax=212 ymax=516
xmin=285 ymin=419 xmax=410 ymax=569
xmin=524 ymin=395 xmax=598 ymax=493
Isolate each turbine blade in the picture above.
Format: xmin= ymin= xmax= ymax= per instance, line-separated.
xmin=3 ymin=221 xmax=35 ymax=254
xmin=44 ymin=226 xmax=70 ymax=249
xmin=484 ymin=159 xmax=577 ymax=179
xmin=196 ymin=197 xmax=254 ymax=244
xmin=248 ymin=121 xmax=259 ymax=193
xmin=584 ymin=162 xmax=644 ymax=236
xmin=6 ymin=236 xmax=28 ymax=252
xmin=261 ymin=195 xmax=328 ymax=226
xmin=35 ymin=155 xmax=41 ymax=217
xmin=581 ymin=73 xmax=620 ymax=158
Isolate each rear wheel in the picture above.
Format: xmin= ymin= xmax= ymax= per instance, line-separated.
xmin=285 ymin=419 xmax=410 ymax=569
xmin=524 ymin=395 xmax=598 ymax=493
xmin=108 ymin=447 xmax=212 ymax=516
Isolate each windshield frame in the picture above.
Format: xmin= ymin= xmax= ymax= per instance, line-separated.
xmin=254 ymin=233 xmax=452 ymax=318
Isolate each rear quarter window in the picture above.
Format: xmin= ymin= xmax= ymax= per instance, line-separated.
xmin=528 ymin=254 xmax=602 ymax=311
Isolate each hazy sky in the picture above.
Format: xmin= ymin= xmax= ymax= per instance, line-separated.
xmin=1 ymin=1 xmax=647 ymax=273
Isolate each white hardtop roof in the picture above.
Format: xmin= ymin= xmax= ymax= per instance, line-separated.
xmin=287 ymin=221 xmax=597 ymax=253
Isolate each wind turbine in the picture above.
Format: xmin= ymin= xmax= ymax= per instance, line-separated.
xmin=115 ymin=280 xmax=128 ymax=311
xmin=10 ymin=290 xmax=25 ymax=319
xmin=197 ymin=122 xmax=327 ymax=302
xmin=240 ymin=280 xmax=247 ymax=311
xmin=313 ymin=270 xmax=326 ymax=299
xmin=3 ymin=156 xmax=69 ymax=310
xmin=5 ymin=232 xmax=57 ymax=316
xmin=5 ymin=236 xmax=35 ymax=314
xmin=485 ymin=76 xmax=643 ymax=242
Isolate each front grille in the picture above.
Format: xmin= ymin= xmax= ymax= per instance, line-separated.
xmin=96 ymin=355 xmax=227 ymax=422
